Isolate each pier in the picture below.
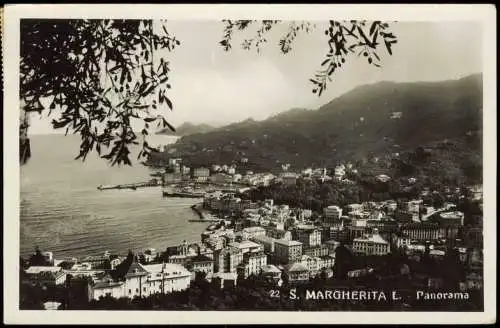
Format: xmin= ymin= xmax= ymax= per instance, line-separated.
xmin=97 ymin=179 xmax=160 ymax=191
xmin=189 ymin=204 xmax=221 ymax=222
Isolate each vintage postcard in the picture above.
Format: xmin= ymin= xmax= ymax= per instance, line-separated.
xmin=3 ymin=3 xmax=496 ymax=325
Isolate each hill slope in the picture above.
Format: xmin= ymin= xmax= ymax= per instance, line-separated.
xmin=156 ymin=122 xmax=215 ymax=136
xmin=149 ymin=74 xmax=482 ymax=172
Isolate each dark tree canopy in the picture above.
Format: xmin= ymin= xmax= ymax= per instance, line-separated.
xmin=20 ymin=19 xmax=397 ymax=165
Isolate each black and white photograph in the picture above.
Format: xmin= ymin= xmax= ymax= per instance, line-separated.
xmin=3 ymin=4 xmax=496 ymax=325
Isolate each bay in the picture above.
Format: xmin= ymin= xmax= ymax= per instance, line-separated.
xmin=20 ymin=133 xmax=209 ymax=259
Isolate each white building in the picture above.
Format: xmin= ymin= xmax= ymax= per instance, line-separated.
xmin=393 ymin=234 xmax=411 ymax=250
xmin=334 ymin=165 xmax=346 ymax=180
xmin=439 ymin=211 xmax=465 ymax=226
xmin=323 ymin=205 xmax=343 ymax=223
xmin=23 ymin=266 xmax=67 ymax=286
xmin=87 ymin=262 xmax=191 ymax=301
xmin=274 ymin=239 xmax=303 ymax=264
xmin=241 ymin=226 xmax=266 ymax=240
xmin=300 ymin=255 xmax=320 ymax=276
xmin=251 ymin=235 xmax=276 ymax=253
xmin=228 ymin=240 xmax=263 ymax=255
xmin=239 ymin=252 xmax=267 ymax=278
xmin=352 ymin=229 xmax=390 ymax=255
xmin=142 ymin=263 xmax=191 ymax=295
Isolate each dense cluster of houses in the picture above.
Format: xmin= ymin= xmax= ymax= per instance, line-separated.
xmin=161 ymin=157 xmax=365 ymax=188
xmin=21 ymin=162 xmax=484 ymax=303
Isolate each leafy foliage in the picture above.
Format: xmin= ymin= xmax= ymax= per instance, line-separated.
xmin=21 ymin=19 xmax=180 ymax=165
xmin=220 ymin=20 xmax=398 ymax=96
xmin=21 ymin=19 xmax=397 ymax=166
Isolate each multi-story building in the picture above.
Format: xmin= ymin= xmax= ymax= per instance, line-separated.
xmin=284 ymin=262 xmax=309 ymax=283
xmin=163 ymin=172 xmax=183 ymax=185
xmin=210 ymin=173 xmax=233 ymax=184
xmin=214 ymin=247 xmax=244 ymax=273
xmin=250 ymin=235 xmax=276 ymax=253
xmin=260 ymin=264 xmax=282 ymax=284
xmin=323 ymin=205 xmax=343 ymax=223
xmin=87 ymin=275 xmax=124 ymax=300
xmin=203 ymin=193 xmax=248 ymax=213
xmin=241 ymin=226 xmax=266 ymax=240
xmin=281 ymin=172 xmax=298 ymax=186
xmin=352 ymin=230 xmax=390 ymax=256
xmin=394 ymin=210 xmax=417 ymax=223
xmin=168 ymin=158 xmax=182 ymax=167
xmin=400 ymin=223 xmax=452 ymax=241
xmin=391 ymin=233 xmax=411 ymax=250
xmin=266 ymin=227 xmax=292 ymax=240
xmin=292 ymin=226 xmax=322 ymax=247
xmin=274 ymin=239 xmax=303 ymax=264
xmin=318 ymin=255 xmax=335 ymax=269
xmin=227 ymin=241 xmax=263 ymax=255
xmin=303 ymin=245 xmax=329 ymax=257
xmin=203 ymin=236 xmax=226 ymax=251
xmin=122 ymin=261 xmax=150 ymax=299
xmin=300 ymin=255 xmax=321 ymax=277
xmin=87 ymin=262 xmax=191 ymax=301
xmin=22 ymin=266 xmax=67 ymax=287
xmin=238 ymin=252 xmax=267 ymax=278
xmin=324 ymin=240 xmax=341 ymax=255
xmin=329 ymin=227 xmax=350 ymax=244
xmin=81 ymin=254 xmax=109 ymax=269
xmin=346 ymin=225 xmax=368 ymax=242
xmin=142 ymin=263 xmax=191 ymax=295
xmin=186 ymin=255 xmax=214 ymax=279
xmin=166 ymin=240 xmax=198 ymax=258
xmin=181 ymin=165 xmax=191 ymax=176
xmin=193 ymin=167 xmax=210 ymax=182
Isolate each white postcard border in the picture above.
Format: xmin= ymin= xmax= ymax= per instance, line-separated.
xmin=3 ymin=4 xmax=497 ymax=325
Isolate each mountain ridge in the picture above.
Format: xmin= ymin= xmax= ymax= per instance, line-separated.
xmin=156 ymin=122 xmax=215 ymax=136
xmin=148 ymin=73 xmax=482 ymax=174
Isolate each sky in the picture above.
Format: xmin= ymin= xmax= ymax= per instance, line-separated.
xmin=28 ymin=20 xmax=483 ymax=134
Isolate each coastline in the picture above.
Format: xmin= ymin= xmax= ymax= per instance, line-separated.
xmin=190 ymin=203 xmax=220 ymax=222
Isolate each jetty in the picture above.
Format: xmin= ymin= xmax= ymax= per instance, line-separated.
xmin=97 ymin=179 xmax=160 ymax=191
xmin=189 ymin=204 xmax=221 ymax=222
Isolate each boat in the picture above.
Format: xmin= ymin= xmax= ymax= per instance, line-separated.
xmin=97 ymin=185 xmax=115 ymax=191
xmin=162 ymin=185 xmax=205 ymax=198
xmin=162 ymin=190 xmax=205 ymax=198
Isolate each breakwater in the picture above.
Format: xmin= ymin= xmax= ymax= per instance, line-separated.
xmin=189 ymin=204 xmax=220 ymax=222
xmin=97 ymin=179 xmax=160 ymax=191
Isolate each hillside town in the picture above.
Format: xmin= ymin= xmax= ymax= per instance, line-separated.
xmin=20 ymin=156 xmax=484 ymax=310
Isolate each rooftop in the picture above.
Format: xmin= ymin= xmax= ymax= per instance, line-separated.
xmin=228 ymin=240 xmax=262 ymax=249
xmin=274 ymin=239 xmax=302 ymax=247
xmin=242 ymin=226 xmax=266 ymax=232
xmin=251 ymin=235 xmax=276 ymax=243
xmin=439 ymin=211 xmax=464 ymax=219
xmin=124 ymin=262 xmax=149 ymax=278
xmin=261 ymin=265 xmax=282 ymax=273
xmin=93 ymin=279 xmax=124 ymax=289
xmin=25 ymin=266 xmax=62 ymax=274
xmin=210 ymin=272 xmax=238 ymax=280
xmin=190 ymin=254 xmax=213 ymax=262
xmin=287 ymin=262 xmax=309 ymax=272
xmin=353 ymin=233 xmax=389 ymax=244
xmin=142 ymin=263 xmax=191 ymax=278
